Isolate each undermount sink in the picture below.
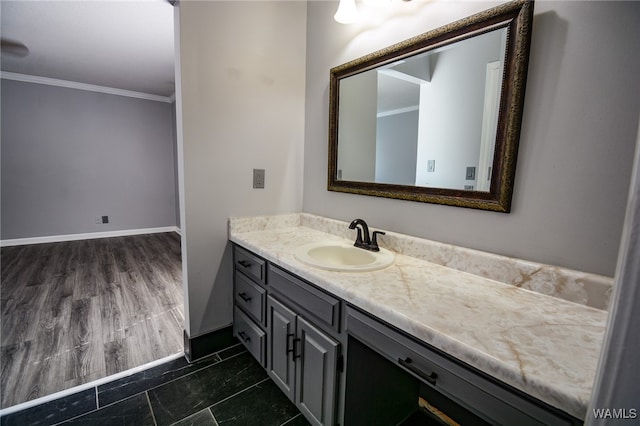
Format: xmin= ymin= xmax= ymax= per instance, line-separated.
xmin=294 ymin=241 xmax=395 ymax=272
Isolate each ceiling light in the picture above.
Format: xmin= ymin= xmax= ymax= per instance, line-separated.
xmin=334 ymin=0 xmax=359 ymax=24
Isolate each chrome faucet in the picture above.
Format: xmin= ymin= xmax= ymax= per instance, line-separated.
xmin=349 ymin=219 xmax=385 ymax=252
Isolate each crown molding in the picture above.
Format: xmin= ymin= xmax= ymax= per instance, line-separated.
xmin=0 ymin=71 xmax=173 ymax=103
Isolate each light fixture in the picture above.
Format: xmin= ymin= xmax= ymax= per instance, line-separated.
xmin=363 ymin=0 xmax=392 ymax=7
xmin=334 ymin=0 xmax=359 ymax=24
xmin=334 ymin=0 xmax=412 ymax=24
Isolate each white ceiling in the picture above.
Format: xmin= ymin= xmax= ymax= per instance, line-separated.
xmin=1 ymin=0 xmax=175 ymax=98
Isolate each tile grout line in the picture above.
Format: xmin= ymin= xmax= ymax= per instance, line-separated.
xmin=124 ymin=353 xmax=223 ymax=398
xmin=280 ymin=413 xmax=304 ymax=426
xmin=209 ymin=377 xmax=272 ymax=410
xmin=50 ymin=393 xmax=147 ymax=426
xmin=2 ymin=346 xmax=248 ymax=423
xmin=0 ymin=352 xmax=185 ymax=416
xmin=208 ymin=406 xmax=220 ymax=426
xmin=146 ymin=391 xmax=159 ymax=426
xmin=93 ymin=347 xmax=246 ymax=412
xmin=139 ymin=349 xmax=250 ymax=397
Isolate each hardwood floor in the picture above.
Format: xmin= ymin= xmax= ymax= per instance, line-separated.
xmin=0 ymin=233 xmax=184 ymax=409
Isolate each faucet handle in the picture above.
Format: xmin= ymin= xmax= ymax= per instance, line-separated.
xmin=370 ymin=231 xmax=385 ymax=252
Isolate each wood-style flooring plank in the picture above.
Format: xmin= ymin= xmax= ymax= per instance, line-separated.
xmin=101 ymin=280 xmax=126 ymax=344
xmin=0 ymin=233 xmax=184 ymax=408
xmin=66 ymin=297 xmax=106 ymax=381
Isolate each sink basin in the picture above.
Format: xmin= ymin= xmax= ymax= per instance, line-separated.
xmin=294 ymin=241 xmax=395 ymax=272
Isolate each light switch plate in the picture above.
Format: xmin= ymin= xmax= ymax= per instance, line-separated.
xmin=466 ymin=166 xmax=476 ymax=180
xmin=427 ymin=160 xmax=435 ymax=172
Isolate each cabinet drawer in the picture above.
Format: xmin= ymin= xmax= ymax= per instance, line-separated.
xmin=234 ymin=307 xmax=266 ymax=367
xmin=345 ymin=306 xmax=575 ymax=426
xmin=269 ymin=265 xmax=340 ymax=332
xmin=234 ymin=246 xmax=266 ymax=285
xmin=235 ymin=272 xmax=266 ymax=325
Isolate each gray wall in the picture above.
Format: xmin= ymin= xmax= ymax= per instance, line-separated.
xmin=176 ymin=1 xmax=307 ymax=337
xmin=1 ymin=79 xmax=178 ymax=240
xmin=376 ymin=110 xmax=418 ymax=185
xmin=303 ymin=0 xmax=640 ymax=277
xmin=171 ymin=100 xmax=180 ymax=228
xmin=337 ymin=70 xmax=377 ymax=182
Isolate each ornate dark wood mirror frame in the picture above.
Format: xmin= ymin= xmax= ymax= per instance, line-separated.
xmin=328 ymin=0 xmax=534 ymax=212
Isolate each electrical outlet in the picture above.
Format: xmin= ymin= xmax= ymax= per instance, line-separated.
xmin=427 ymin=160 xmax=435 ymax=173
xmin=253 ymin=169 xmax=265 ymax=189
xmin=95 ymin=217 xmax=102 ymax=224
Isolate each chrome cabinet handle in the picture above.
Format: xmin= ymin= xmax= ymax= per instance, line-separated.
xmin=238 ymin=260 xmax=251 ymax=268
xmin=238 ymin=331 xmax=250 ymax=343
xmin=398 ymin=357 xmax=437 ymax=385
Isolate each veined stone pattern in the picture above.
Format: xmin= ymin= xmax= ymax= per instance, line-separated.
xmin=230 ymin=213 xmax=613 ymax=310
xmin=229 ymin=214 xmax=609 ymax=420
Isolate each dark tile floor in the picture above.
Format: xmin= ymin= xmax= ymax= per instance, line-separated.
xmin=0 ymin=343 xmax=308 ymax=426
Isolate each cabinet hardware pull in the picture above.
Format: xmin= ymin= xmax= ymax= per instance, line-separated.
xmin=286 ymin=333 xmax=301 ymax=359
xmin=398 ymin=357 xmax=437 ymax=385
xmin=238 ymin=292 xmax=252 ymax=302
xmin=238 ymin=260 xmax=251 ymax=268
xmin=238 ymin=331 xmax=251 ymax=343
xmin=286 ymin=333 xmax=295 ymax=353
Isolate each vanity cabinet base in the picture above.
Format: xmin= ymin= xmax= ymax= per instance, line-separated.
xmin=344 ymin=336 xmax=420 ymax=426
xmin=345 ymin=305 xmax=580 ymax=426
xmin=233 ymin=245 xmax=341 ymax=426
xmin=267 ymin=293 xmax=339 ymax=426
xmin=232 ymin=243 xmax=583 ymax=426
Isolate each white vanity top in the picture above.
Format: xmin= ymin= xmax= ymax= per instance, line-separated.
xmin=229 ymin=213 xmax=609 ymax=420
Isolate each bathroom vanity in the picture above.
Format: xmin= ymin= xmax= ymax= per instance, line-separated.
xmin=229 ymin=214 xmax=609 ymax=426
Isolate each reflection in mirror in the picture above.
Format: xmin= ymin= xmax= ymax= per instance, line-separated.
xmin=329 ymin=0 xmax=534 ymax=212
xmin=338 ymin=28 xmax=507 ymax=191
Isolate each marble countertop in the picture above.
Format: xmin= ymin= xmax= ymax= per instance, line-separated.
xmin=229 ymin=217 xmax=608 ymax=420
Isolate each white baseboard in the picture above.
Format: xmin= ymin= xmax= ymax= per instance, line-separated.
xmin=0 ymin=226 xmax=181 ymax=247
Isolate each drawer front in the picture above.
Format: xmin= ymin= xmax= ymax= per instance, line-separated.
xmin=345 ymin=306 xmax=574 ymax=426
xmin=235 ymin=272 xmax=266 ymax=325
xmin=269 ymin=265 xmax=340 ymax=332
xmin=234 ymin=307 xmax=266 ymax=367
xmin=234 ymin=246 xmax=266 ymax=285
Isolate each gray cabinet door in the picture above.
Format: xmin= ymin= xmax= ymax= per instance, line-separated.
xmin=296 ymin=316 xmax=339 ymax=426
xmin=267 ymin=295 xmax=297 ymax=401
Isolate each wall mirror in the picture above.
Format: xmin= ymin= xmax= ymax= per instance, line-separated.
xmin=328 ymin=0 xmax=533 ymax=212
